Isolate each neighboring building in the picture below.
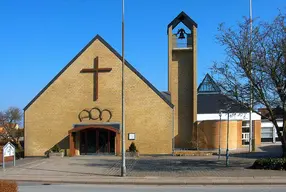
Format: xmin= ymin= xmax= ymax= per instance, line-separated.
xmin=195 ymin=74 xmax=261 ymax=150
xmin=0 ymin=123 xmax=19 ymax=132
xmin=259 ymin=108 xmax=283 ymax=143
xmin=0 ymin=123 xmax=24 ymax=143
xmin=260 ymin=119 xmax=282 ymax=143
xmin=0 ymin=123 xmax=20 ymax=135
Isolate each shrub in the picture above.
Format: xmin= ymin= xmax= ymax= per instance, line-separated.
xmin=251 ymin=158 xmax=286 ymax=170
xmin=15 ymin=147 xmax=24 ymax=159
xmin=0 ymin=180 xmax=18 ymax=192
xmin=128 ymin=142 xmax=138 ymax=152
xmin=50 ymin=144 xmax=61 ymax=152
xmin=15 ymin=150 xmax=24 ymax=159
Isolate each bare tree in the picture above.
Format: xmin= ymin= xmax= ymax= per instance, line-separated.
xmin=0 ymin=107 xmax=23 ymax=150
xmin=212 ymin=11 xmax=286 ymax=156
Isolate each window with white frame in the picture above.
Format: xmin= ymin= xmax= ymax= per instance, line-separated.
xmin=242 ymin=121 xmax=250 ymax=145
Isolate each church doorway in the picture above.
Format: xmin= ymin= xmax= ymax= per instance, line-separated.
xmin=80 ymin=128 xmax=116 ymax=155
xmin=68 ymin=125 xmax=120 ymax=156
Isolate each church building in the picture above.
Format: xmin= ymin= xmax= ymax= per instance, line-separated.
xmin=24 ymin=12 xmax=262 ymax=157
xmin=24 ymin=12 xmax=197 ymax=156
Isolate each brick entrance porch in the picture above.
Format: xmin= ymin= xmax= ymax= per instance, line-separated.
xmin=68 ymin=124 xmax=120 ymax=156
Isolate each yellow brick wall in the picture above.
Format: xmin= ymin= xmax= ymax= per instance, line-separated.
xmin=168 ymin=26 xmax=197 ymax=149
xmin=195 ymin=120 xmax=242 ymax=149
xmin=24 ymin=37 xmax=172 ymax=156
xmin=254 ymin=120 xmax=261 ymax=146
xmin=170 ymin=50 xmax=194 ymax=148
xmin=237 ymin=121 xmax=243 ymax=148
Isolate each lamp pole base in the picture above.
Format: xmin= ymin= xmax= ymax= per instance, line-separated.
xmin=226 ymin=149 xmax=229 ymax=167
xmin=252 ymin=139 xmax=256 ymax=152
xmin=121 ymin=166 xmax=126 ymax=177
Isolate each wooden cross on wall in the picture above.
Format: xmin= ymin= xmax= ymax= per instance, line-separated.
xmin=80 ymin=57 xmax=112 ymax=101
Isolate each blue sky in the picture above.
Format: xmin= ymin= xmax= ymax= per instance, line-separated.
xmin=0 ymin=0 xmax=285 ymax=111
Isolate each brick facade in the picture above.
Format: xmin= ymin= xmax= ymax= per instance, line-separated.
xmin=24 ymin=36 xmax=173 ymax=156
xmin=194 ymin=120 xmax=261 ymax=150
xmin=24 ymin=12 xmax=259 ymax=156
xmin=195 ymin=120 xmax=241 ymax=149
xmin=168 ymin=24 xmax=197 ymax=149
xmin=254 ymin=120 xmax=261 ymax=146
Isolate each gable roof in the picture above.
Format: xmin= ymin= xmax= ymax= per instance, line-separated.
xmin=161 ymin=91 xmax=171 ymax=102
xmin=197 ymin=74 xmax=248 ymax=114
xmin=197 ymin=73 xmax=221 ymax=94
xmin=198 ymin=93 xmax=248 ymax=114
xmin=24 ymin=35 xmax=174 ymax=111
xmin=167 ymin=11 xmax=198 ymax=34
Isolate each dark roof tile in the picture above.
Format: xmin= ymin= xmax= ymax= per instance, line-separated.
xmin=198 ymin=93 xmax=248 ymax=114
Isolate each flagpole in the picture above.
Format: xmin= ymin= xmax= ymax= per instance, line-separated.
xmin=249 ymin=0 xmax=253 ymax=152
xmin=121 ymin=0 xmax=126 ymax=177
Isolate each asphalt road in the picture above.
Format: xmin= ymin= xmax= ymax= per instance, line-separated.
xmin=18 ymin=184 xmax=286 ymax=192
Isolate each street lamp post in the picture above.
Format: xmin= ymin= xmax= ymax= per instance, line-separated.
xmin=277 ymin=82 xmax=286 ymax=148
xmin=226 ymin=110 xmax=230 ymax=167
xmin=218 ymin=110 xmax=222 ymax=160
xmin=249 ymin=0 xmax=254 ymax=153
xmin=121 ymin=0 xmax=126 ymax=177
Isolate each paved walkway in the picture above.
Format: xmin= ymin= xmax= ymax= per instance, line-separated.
xmin=0 ymin=143 xmax=285 ymax=184
xmin=1 ymin=155 xmax=286 ymax=178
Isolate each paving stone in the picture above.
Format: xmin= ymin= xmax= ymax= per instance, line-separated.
xmin=1 ymin=148 xmax=286 ymax=179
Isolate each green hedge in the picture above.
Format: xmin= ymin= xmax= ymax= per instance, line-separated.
xmin=251 ymin=158 xmax=286 ymax=170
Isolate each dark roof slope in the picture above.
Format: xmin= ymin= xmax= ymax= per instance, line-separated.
xmin=198 ymin=93 xmax=248 ymax=114
xmin=167 ymin=11 xmax=198 ymax=34
xmin=161 ymin=91 xmax=171 ymax=103
xmin=24 ymin=35 xmax=174 ymax=110
xmin=259 ymin=107 xmax=284 ymax=120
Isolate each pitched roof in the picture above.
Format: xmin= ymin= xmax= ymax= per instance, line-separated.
xmin=197 ymin=73 xmax=248 ymax=114
xmin=197 ymin=73 xmax=221 ymax=94
xmin=24 ymin=35 xmax=174 ymax=110
xmin=259 ymin=107 xmax=284 ymax=120
xmin=197 ymin=93 xmax=248 ymax=114
xmin=161 ymin=91 xmax=171 ymax=102
xmin=167 ymin=11 xmax=198 ymax=34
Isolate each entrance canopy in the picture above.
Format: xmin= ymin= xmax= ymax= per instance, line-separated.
xmin=69 ymin=122 xmax=120 ymax=134
xmin=68 ymin=122 xmax=121 ymax=156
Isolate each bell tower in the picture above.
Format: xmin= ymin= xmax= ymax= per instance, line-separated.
xmin=168 ymin=12 xmax=197 ymax=148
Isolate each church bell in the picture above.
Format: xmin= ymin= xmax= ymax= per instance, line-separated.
xmin=177 ymin=28 xmax=186 ymax=39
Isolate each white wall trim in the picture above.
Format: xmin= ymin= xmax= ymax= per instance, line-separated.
xmin=197 ymin=112 xmax=261 ymax=121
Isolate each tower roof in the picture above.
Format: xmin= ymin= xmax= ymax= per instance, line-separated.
xmin=167 ymin=11 xmax=198 ymax=34
xmin=198 ymin=73 xmax=221 ymax=94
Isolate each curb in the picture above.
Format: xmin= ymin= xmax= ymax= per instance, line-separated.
xmin=2 ymin=178 xmax=286 ymax=186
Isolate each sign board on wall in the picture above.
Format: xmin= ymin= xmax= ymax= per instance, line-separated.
xmin=128 ymin=133 xmax=136 ymax=140
xmin=2 ymin=142 xmax=16 ymax=169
